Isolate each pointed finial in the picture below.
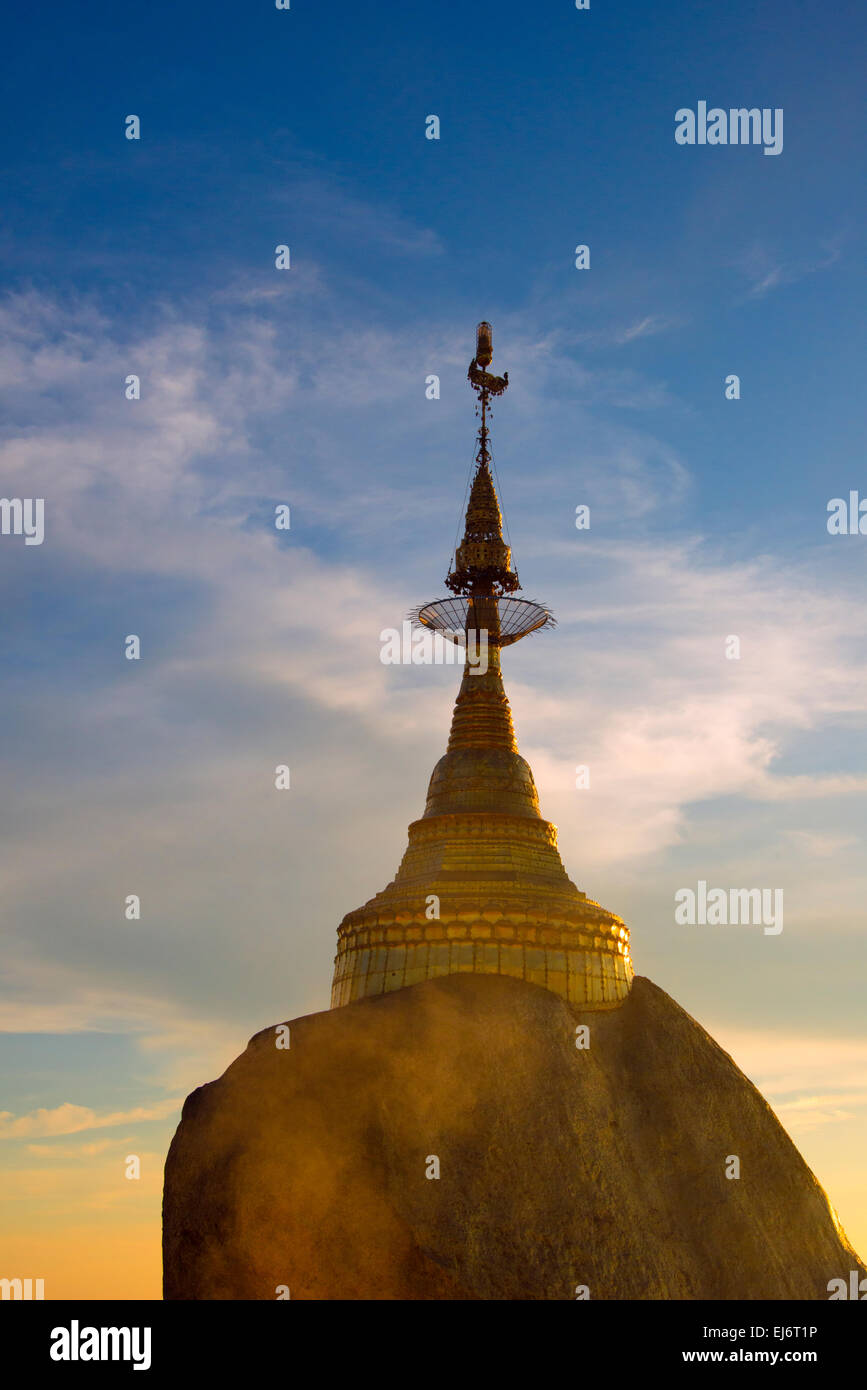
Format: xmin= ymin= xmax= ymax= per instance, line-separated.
xmin=476 ymin=321 xmax=493 ymax=368
xmin=468 ymin=321 xmax=509 ymax=403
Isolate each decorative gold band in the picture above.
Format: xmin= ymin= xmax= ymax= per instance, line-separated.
xmin=331 ymin=939 xmax=633 ymax=1009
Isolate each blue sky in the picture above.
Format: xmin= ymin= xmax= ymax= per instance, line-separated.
xmin=1 ymin=0 xmax=865 ymax=1296
xmin=4 ymin=0 xmax=864 ymax=545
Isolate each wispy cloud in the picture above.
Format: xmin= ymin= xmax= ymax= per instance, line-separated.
xmin=707 ymin=1028 xmax=867 ymax=1135
xmin=26 ymin=1139 xmax=124 ymax=1157
xmin=614 ymin=314 xmax=680 ymax=344
xmin=0 ymin=1099 xmax=182 ymax=1140
xmin=736 ymin=234 xmax=846 ymax=299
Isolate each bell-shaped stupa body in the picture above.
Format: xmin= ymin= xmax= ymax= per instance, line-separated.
xmin=331 ymin=326 xmax=633 ymax=1010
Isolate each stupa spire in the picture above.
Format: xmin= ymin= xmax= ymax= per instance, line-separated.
xmin=331 ymin=325 xmax=633 ymax=1011
xmin=446 ymin=322 xmax=519 ymax=600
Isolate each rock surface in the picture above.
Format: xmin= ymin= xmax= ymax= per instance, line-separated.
xmin=163 ymin=974 xmax=863 ymax=1299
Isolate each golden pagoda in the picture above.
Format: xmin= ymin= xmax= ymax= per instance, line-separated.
xmin=331 ymin=324 xmax=633 ymax=1010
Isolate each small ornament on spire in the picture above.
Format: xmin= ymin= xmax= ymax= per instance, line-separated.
xmin=467 ymin=321 xmax=509 ymax=404
xmin=475 ymin=320 xmax=493 ymax=368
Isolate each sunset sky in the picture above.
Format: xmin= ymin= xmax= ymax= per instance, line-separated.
xmin=1 ymin=0 xmax=865 ymax=1298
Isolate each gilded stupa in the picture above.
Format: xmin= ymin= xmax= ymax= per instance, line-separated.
xmin=331 ymin=324 xmax=633 ymax=1010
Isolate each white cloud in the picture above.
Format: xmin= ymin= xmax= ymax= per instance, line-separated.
xmin=615 ymin=314 xmax=680 ymax=344
xmin=0 ymin=1099 xmax=182 ymax=1140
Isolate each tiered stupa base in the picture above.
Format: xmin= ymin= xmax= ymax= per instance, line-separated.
xmin=332 ymin=802 xmax=633 ymax=1010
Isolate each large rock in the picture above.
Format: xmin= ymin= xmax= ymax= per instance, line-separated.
xmin=163 ymin=974 xmax=863 ymax=1299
